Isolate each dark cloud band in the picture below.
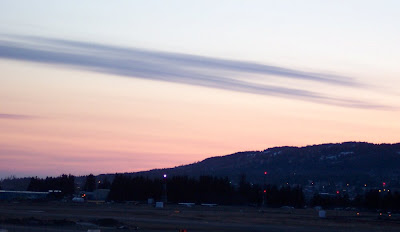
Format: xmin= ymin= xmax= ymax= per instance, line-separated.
xmin=0 ymin=114 xmax=36 ymax=120
xmin=0 ymin=35 xmax=387 ymax=109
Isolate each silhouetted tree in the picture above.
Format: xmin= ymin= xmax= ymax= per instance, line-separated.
xmin=108 ymin=174 xmax=161 ymax=201
xmin=292 ymin=186 xmax=305 ymax=208
xmin=106 ymin=174 xmax=308 ymax=207
xmin=83 ymin=174 xmax=96 ymax=192
xmin=365 ymin=190 xmax=380 ymax=209
xmin=108 ymin=174 xmax=131 ymax=201
xmin=382 ymin=192 xmax=394 ymax=210
xmin=238 ymin=174 xmax=251 ymax=203
xmin=98 ymin=177 xmax=111 ymax=189
xmin=108 ymin=174 xmax=234 ymax=204
xmin=352 ymin=194 xmax=363 ymax=208
xmin=27 ymin=174 xmax=75 ymax=196
xmin=58 ymin=174 xmax=75 ymax=195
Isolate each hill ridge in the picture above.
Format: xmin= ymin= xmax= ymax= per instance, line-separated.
xmin=113 ymin=141 xmax=400 ymax=186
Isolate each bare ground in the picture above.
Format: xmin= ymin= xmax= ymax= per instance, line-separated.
xmin=0 ymin=202 xmax=399 ymax=232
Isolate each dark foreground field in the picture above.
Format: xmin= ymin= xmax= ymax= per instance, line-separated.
xmin=0 ymin=202 xmax=399 ymax=232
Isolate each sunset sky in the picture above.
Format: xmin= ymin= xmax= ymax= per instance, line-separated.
xmin=1 ymin=1 xmax=399 ymax=178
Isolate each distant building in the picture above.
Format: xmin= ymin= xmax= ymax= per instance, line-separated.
xmin=93 ymin=189 xmax=110 ymax=201
xmin=80 ymin=189 xmax=110 ymax=202
xmin=0 ymin=190 xmax=48 ymax=201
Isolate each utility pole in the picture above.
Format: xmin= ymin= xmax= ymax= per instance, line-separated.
xmin=263 ymin=171 xmax=267 ymax=207
xmin=162 ymin=174 xmax=167 ymax=203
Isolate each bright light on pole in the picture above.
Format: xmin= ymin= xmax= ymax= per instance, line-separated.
xmin=263 ymin=171 xmax=268 ymax=207
xmin=162 ymin=174 xmax=167 ymax=203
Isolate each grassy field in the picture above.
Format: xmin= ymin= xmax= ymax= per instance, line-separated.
xmin=0 ymin=202 xmax=399 ymax=232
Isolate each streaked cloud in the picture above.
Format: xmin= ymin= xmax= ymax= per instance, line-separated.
xmin=0 ymin=34 xmax=387 ymax=109
xmin=0 ymin=113 xmax=37 ymax=120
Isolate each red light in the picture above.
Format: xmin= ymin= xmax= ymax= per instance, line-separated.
xmin=263 ymin=190 xmax=266 ymax=193
xmin=336 ymin=191 xmax=340 ymax=194
xmin=383 ymin=182 xmax=386 ymax=186
xmin=264 ymin=171 xmax=267 ymax=175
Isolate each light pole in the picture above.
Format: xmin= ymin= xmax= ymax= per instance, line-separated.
xmin=162 ymin=174 xmax=167 ymax=203
xmin=263 ymin=171 xmax=267 ymax=206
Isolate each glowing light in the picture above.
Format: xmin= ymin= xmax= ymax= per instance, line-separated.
xmin=263 ymin=190 xmax=266 ymax=193
xmin=264 ymin=171 xmax=267 ymax=175
xmin=163 ymin=174 xmax=167 ymax=178
xmin=336 ymin=190 xmax=340 ymax=194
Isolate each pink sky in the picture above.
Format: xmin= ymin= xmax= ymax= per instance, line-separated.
xmin=1 ymin=58 xmax=399 ymax=178
xmin=1 ymin=1 xmax=400 ymax=178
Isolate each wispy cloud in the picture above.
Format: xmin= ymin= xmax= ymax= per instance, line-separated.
xmin=0 ymin=34 xmax=387 ymax=109
xmin=0 ymin=113 xmax=37 ymax=120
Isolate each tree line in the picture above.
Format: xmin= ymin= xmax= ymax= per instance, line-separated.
xmin=23 ymin=173 xmax=400 ymax=210
xmin=107 ymin=174 xmax=306 ymax=207
xmin=27 ymin=174 xmax=75 ymax=196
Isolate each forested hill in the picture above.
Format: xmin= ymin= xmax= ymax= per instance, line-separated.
xmin=2 ymin=142 xmax=400 ymax=191
xmin=124 ymin=142 xmax=400 ymax=186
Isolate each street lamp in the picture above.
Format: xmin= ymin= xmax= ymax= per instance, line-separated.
xmin=162 ymin=174 xmax=167 ymax=203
